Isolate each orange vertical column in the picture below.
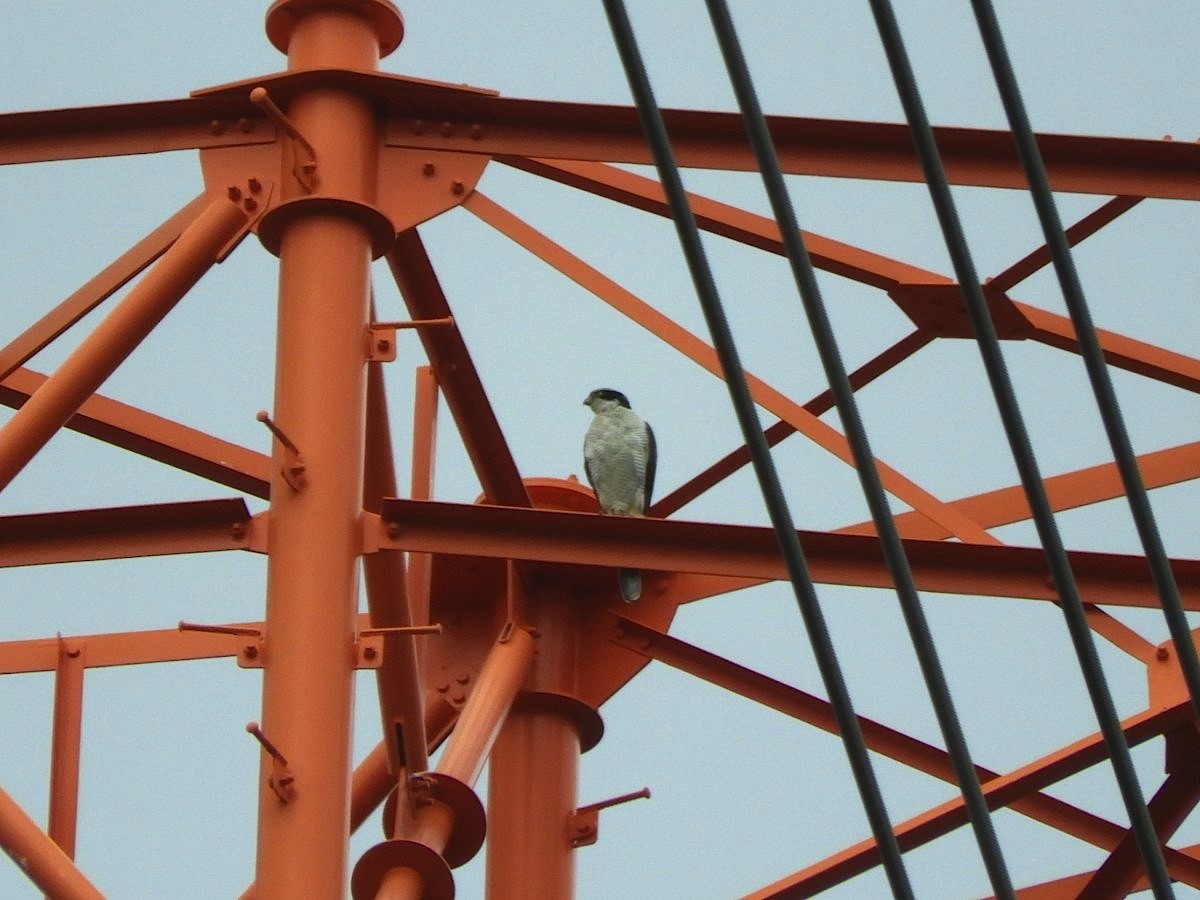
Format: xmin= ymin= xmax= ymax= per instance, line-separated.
xmin=486 ymin=590 xmax=598 ymax=900
xmin=252 ymin=2 xmax=402 ymax=898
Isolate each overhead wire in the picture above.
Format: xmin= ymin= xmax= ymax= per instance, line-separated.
xmin=599 ymin=1 xmax=914 ymax=895
xmin=700 ymin=0 xmax=1014 ymax=895
xmin=865 ymin=0 xmax=1173 ymax=895
xmin=967 ymin=0 xmax=1200 ymax=721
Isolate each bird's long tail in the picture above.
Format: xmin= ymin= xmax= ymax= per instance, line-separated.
xmin=618 ymin=568 xmax=642 ymax=603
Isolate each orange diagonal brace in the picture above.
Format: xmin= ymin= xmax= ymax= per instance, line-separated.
xmin=653 ymin=329 xmax=934 ymax=518
xmin=0 ymin=192 xmax=212 ymax=382
xmin=0 ymin=784 xmax=104 ymax=899
xmin=386 ymin=229 xmax=530 ymax=508
xmin=465 ymin=191 xmax=996 ymax=544
xmin=1078 ymin=730 xmax=1200 ymax=899
xmin=1020 ymin=302 xmax=1200 ymax=393
xmin=748 ymin=701 xmax=1194 ymax=897
xmin=841 ymin=440 xmax=1200 ymax=540
xmin=364 ymin=360 xmax=429 ymax=776
xmin=0 ymin=197 xmax=248 ymax=493
xmin=509 ymin=159 xmax=1200 ymax=394
xmin=0 ymin=367 xmax=271 ymax=498
xmin=610 ymin=616 xmax=1162 ymax=862
xmin=503 ymin=156 xmax=946 ymax=291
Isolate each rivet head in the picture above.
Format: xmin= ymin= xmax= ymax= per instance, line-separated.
xmin=363 ymin=646 xmax=378 ymax=661
xmin=1158 ymin=646 xmax=1171 ymax=661
xmin=227 ymin=186 xmax=243 ymax=201
xmin=248 ymin=177 xmax=262 ymax=194
xmin=422 ymin=162 xmax=436 ymax=177
xmin=469 ymin=123 xmax=483 ymax=139
xmin=210 ymin=119 xmax=226 ymax=135
xmin=243 ymin=644 xmax=259 ymax=659
xmin=440 ymin=121 xmax=454 ymax=137
xmin=451 ymin=180 xmax=465 ymax=195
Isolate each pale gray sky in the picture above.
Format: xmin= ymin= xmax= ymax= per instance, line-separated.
xmin=1 ymin=2 xmax=1199 ymax=897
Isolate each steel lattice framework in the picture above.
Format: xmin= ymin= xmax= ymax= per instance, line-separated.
xmin=0 ymin=1 xmax=1198 ymax=897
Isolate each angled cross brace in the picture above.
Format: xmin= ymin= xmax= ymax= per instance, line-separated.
xmin=609 ymin=615 xmax=1156 ymax=861
xmin=0 ymin=367 xmax=271 ymax=498
xmin=749 ymin=701 xmax=1195 ymax=896
xmin=386 ymin=229 xmax=529 ymax=508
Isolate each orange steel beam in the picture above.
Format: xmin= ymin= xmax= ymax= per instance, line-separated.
xmin=1018 ymin=302 xmax=1200 ymax=393
xmin=510 ymin=158 xmax=1200 ymax=393
xmin=387 ymin=100 xmax=1200 ymax=199
xmin=406 ymin=366 xmax=438 ymax=628
xmin=386 ymin=230 xmax=530 ymax=507
xmin=8 ymin=81 xmax=1200 ymax=197
xmin=364 ymin=360 xmax=429 ymax=776
xmin=648 ymin=608 xmax=1123 ymax=805
xmin=842 ymin=439 xmax=1200 ymax=540
xmin=47 ymin=637 xmax=85 ymax=861
xmin=987 ymin=195 xmax=1143 ymax=293
xmin=465 ymin=191 xmax=997 ymax=544
xmin=0 ymin=498 xmax=254 ymax=568
xmin=653 ymin=329 xmax=934 ymax=518
xmin=0 ymin=786 xmax=104 ymax=899
xmin=0 ymin=193 xmax=212 ymax=382
xmin=0 ymin=97 xmax=274 ymax=166
xmin=607 ymin=617 xmax=1174 ymax=871
xmin=0 ymin=198 xmax=248 ymax=493
xmin=378 ymin=497 xmax=1200 ymax=610
xmin=251 ymin=3 xmax=398 ymax=896
xmin=0 ymin=367 xmax=271 ymax=498
xmin=503 ymin=156 xmax=948 ymax=291
xmin=0 ymin=614 xmax=388 ymax=675
xmin=748 ymin=701 xmax=1195 ymax=897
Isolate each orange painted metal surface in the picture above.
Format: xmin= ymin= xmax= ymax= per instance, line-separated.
xmin=0 ymin=2 xmax=1198 ymax=896
xmin=251 ymin=3 xmax=397 ymax=897
xmin=0 ymin=786 xmax=104 ymax=899
xmin=0 ymin=198 xmax=248 ymax=492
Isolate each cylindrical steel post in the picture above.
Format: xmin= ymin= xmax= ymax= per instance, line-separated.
xmin=486 ymin=593 xmax=584 ymax=900
xmin=253 ymin=3 xmax=398 ymax=896
xmin=485 ymin=709 xmax=580 ymax=899
xmin=0 ymin=198 xmax=246 ymax=493
xmin=47 ymin=639 xmax=85 ymax=862
xmin=0 ymin=786 xmax=104 ymax=900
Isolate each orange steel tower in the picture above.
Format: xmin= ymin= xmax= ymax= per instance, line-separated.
xmin=1 ymin=2 xmax=1200 ymax=897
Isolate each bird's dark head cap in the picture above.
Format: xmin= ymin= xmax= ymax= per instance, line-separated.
xmin=584 ymin=388 xmax=631 ymax=409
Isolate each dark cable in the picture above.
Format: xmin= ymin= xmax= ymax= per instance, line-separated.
xmin=600 ymin=1 xmax=914 ymax=895
xmin=865 ymin=1 xmax=1174 ymax=896
xmin=701 ymin=1 xmax=1014 ymax=896
xmin=968 ymin=0 xmax=1200 ymax=721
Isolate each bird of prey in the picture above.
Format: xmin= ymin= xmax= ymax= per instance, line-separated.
xmin=583 ymin=388 xmax=657 ymax=602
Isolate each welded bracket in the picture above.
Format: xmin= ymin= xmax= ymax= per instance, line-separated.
xmin=247 ymin=722 xmax=295 ymax=803
xmin=568 ymin=787 xmax=651 ymax=848
xmin=256 ymin=409 xmax=306 ymax=491
xmin=250 ymin=86 xmax=318 ymax=192
xmin=367 ymin=324 xmax=398 ymax=362
xmin=178 ymin=621 xmax=265 ymax=668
